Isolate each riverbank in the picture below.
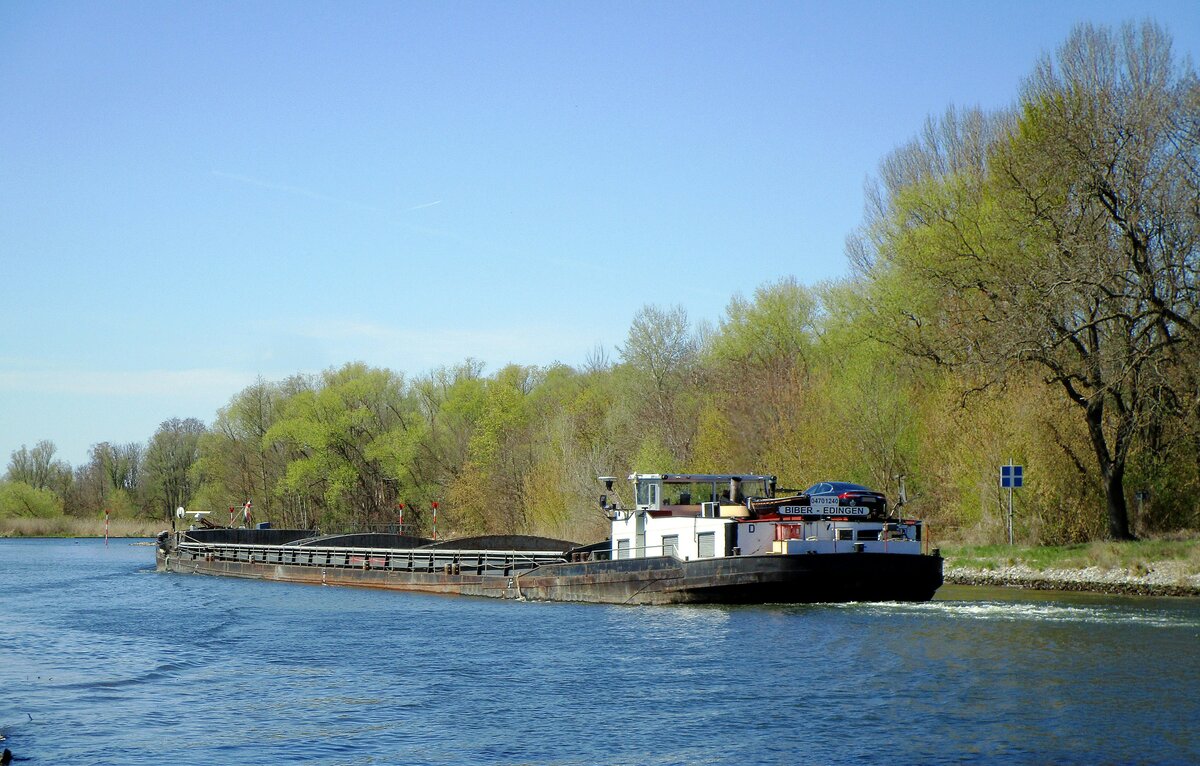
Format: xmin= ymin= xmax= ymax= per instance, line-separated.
xmin=943 ymin=538 xmax=1200 ymax=597
xmin=944 ymin=563 xmax=1200 ymax=597
xmin=0 ymin=516 xmax=160 ymax=538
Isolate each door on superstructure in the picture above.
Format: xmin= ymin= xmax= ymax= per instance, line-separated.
xmin=635 ymin=513 xmax=646 ymax=558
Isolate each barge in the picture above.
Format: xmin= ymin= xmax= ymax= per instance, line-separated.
xmin=156 ymin=473 xmax=943 ymax=604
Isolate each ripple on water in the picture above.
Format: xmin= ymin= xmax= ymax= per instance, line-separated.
xmin=1 ymin=539 xmax=1198 ymax=766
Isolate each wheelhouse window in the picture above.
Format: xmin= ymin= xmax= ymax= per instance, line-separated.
xmin=661 ymin=482 xmax=713 ymax=505
xmin=636 ymin=481 xmax=660 ymax=508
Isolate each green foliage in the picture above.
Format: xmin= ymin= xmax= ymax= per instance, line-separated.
xmin=104 ymin=488 xmax=139 ymax=519
xmin=620 ymin=304 xmax=699 ymax=462
xmin=6 ymin=440 xmax=72 ymax=497
xmin=143 ymin=418 xmax=207 ymax=521
xmin=194 ymin=378 xmax=292 ymax=522
xmin=631 ymin=435 xmax=676 ymax=475
xmin=264 ymin=363 xmax=410 ymax=528
xmin=707 ymin=277 xmax=817 ymax=368
xmin=0 ymin=480 xmax=63 ymax=518
xmin=850 ymin=22 xmax=1200 ymax=540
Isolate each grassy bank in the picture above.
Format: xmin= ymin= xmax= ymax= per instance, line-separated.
xmin=941 ymin=534 xmax=1200 ymax=596
xmin=0 ymin=516 xmax=162 ymax=538
xmin=942 ymin=535 xmax=1200 ymax=577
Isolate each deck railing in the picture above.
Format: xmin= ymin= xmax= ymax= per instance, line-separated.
xmin=172 ymin=540 xmax=567 ymax=576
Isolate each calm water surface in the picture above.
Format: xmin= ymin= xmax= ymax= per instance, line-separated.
xmin=1 ymin=538 xmax=1197 ymax=765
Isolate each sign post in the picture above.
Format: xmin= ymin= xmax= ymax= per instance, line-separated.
xmin=1000 ymin=461 xmax=1024 ymax=545
xmin=1134 ymin=489 xmax=1149 ymax=535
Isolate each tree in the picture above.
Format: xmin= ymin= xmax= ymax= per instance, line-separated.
xmin=195 ymin=379 xmax=293 ymax=523
xmin=996 ymin=23 xmax=1200 ymax=539
xmin=699 ymin=279 xmax=821 ymax=478
xmin=618 ymin=305 xmax=699 ymax=461
xmin=90 ymin=442 xmax=142 ymax=496
xmin=852 ymin=22 xmax=1200 ymax=539
xmin=0 ymin=481 xmax=63 ymax=517
xmin=265 ymin=364 xmax=414 ymax=529
xmin=143 ymin=418 xmax=207 ymax=523
xmin=6 ymin=440 xmax=71 ymax=495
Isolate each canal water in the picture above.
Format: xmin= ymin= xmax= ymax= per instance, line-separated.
xmin=1 ymin=538 xmax=1197 ymax=765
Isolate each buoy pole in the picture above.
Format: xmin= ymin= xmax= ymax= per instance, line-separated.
xmin=104 ymin=508 xmax=110 ymax=546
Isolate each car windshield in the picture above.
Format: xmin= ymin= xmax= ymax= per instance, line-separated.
xmin=805 ymin=482 xmax=871 ymax=495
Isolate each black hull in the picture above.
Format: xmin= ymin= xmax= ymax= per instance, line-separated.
xmin=157 ymin=547 xmax=942 ymax=605
xmin=517 ymin=554 xmax=942 ymax=604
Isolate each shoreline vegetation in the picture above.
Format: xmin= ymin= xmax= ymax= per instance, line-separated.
xmin=0 ymin=517 xmax=163 ymax=539
xmin=942 ymin=539 xmax=1200 ymax=597
xmin=4 ymin=518 xmax=1196 ymax=598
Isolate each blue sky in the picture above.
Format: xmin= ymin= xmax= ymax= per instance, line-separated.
xmin=3 ymin=1 xmax=1199 ymax=468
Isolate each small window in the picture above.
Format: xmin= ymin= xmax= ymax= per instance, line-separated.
xmin=697 ymin=532 xmax=716 ymax=558
xmin=616 ymin=539 xmax=631 ymax=560
xmin=856 ymin=529 xmax=880 ymax=541
xmin=662 ymin=535 xmax=679 ymax=558
xmin=836 ymin=529 xmax=853 ymax=541
xmin=636 ymin=481 xmax=660 ymax=508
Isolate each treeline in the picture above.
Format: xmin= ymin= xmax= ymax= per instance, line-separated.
xmin=2 ymin=424 xmax=204 ymax=525
xmin=3 ymin=21 xmax=1197 ymax=544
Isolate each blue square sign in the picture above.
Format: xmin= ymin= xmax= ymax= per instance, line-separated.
xmin=1000 ymin=465 xmax=1024 ymax=488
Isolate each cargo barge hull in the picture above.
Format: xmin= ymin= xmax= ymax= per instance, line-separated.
xmin=156 ymin=543 xmax=942 ymax=605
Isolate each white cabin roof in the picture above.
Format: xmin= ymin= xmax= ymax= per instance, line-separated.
xmin=628 ymin=473 xmax=776 ymax=483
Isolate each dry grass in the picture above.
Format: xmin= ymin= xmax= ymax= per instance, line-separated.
xmin=0 ymin=516 xmax=162 ymax=538
xmin=943 ymin=532 xmax=1200 ymax=576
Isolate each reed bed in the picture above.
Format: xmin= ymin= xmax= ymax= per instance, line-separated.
xmin=0 ymin=516 xmax=162 ymax=538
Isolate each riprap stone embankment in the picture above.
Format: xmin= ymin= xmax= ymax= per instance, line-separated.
xmin=945 ymin=562 xmax=1200 ymax=597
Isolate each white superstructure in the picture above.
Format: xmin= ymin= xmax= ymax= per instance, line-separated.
xmin=603 ymin=473 xmax=926 ymax=561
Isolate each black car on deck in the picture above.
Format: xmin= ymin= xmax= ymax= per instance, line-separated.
xmin=803 ymin=481 xmax=889 ymax=519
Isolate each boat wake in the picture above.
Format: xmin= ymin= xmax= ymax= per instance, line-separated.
xmin=841 ymin=599 xmax=1200 ymax=629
